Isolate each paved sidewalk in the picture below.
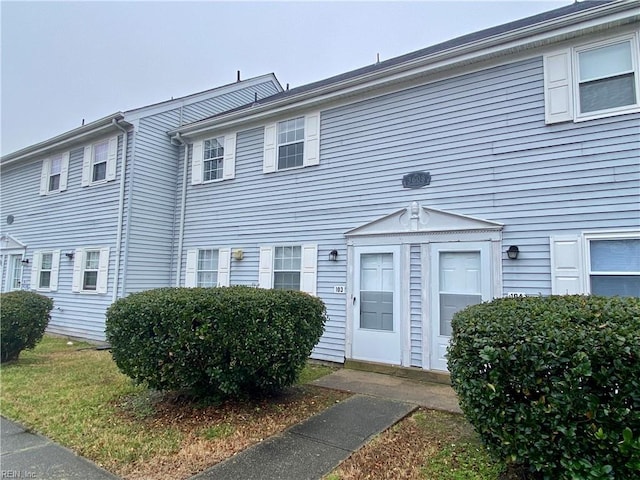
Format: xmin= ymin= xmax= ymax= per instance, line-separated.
xmin=0 ymin=416 xmax=118 ymax=480
xmin=190 ymin=394 xmax=416 ymax=480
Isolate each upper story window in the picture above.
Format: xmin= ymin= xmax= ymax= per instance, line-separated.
xmin=185 ymin=247 xmax=231 ymax=287
xmin=82 ymin=136 xmax=118 ymax=186
xmin=263 ymin=112 xmax=320 ymax=173
xmin=577 ymin=40 xmax=637 ymax=115
xmin=277 ymin=117 xmax=305 ymax=169
xmin=544 ymin=34 xmax=639 ymax=124
xmin=91 ymin=141 xmax=109 ymax=182
xmin=39 ymin=152 xmax=69 ymax=195
xmin=191 ymin=134 xmax=236 ymax=185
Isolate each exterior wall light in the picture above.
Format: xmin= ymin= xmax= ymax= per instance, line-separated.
xmin=232 ymin=249 xmax=244 ymax=261
xmin=21 ymin=258 xmax=29 ymax=264
xmin=329 ymin=249 xmax=338 ymax=262
xmin=507 ymin=245 xmax=519 ymax=260
xmin=65 ymin=252 xmax=75 ymax=260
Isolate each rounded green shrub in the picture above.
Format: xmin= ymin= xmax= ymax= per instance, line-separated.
xmin=0 ymin=290 xmax=53 ymax=362
xmin=106 ymin=286 xmax=327 ymax=398
xmin=448 ymin=295 xmax=640 ymax=479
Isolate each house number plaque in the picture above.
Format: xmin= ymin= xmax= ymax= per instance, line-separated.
xmin=402 ymin=171 xmax=431 ymax=189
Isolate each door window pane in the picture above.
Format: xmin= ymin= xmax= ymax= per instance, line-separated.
xmin=360 ymin=253 xmax=394 ymax=331
xmin=439 ymin=251 xmax=482 ymax=336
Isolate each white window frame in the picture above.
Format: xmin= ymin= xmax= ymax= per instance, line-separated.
xmin=185 ymin=248 xmax=231 ymax=287
xmin=30 ymin=250 xmax=60 ymax=292
xmin=544 ymin=33 xmax=640 ymax=124
xmin=82 ymin=136 xmax=118 ymax=186
xmin=39 ymin=152 xmax=69 ymax=195
xmin=263 ymin=112 xmax=320 ymax=173
xmin=574 ymin=34 xmax=640 ymax=121
xmin=258 ymin=244 xmax=317 ymax=295
xmin=191 ymin=134 xmax=236 ymax=185
xmin=585 ymin=231 xmax=640 ymax=297
xmin=71 ymin=247 xmax=110 ymax=294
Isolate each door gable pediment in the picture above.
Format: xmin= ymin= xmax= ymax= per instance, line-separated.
xmin=0 ymin=234 xmax=27 ymax=252
xmin=346 ymin=202 xmax=503 ymax=237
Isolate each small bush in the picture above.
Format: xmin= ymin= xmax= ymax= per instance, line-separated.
xmin=448 ymin=295 xmax=640 ymax=479
xmin=106 ymin=286 xmax=327 ymax=399
xmin=1 ymin=290 xmax=53 ymax=362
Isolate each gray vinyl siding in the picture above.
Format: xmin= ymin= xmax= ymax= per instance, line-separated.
xmin=124 ymin=80 xmax=284 ymax=294
xmin=0 ymin=135 xmax=125 ymax=341
xmin=178 ymin=54 xmax=639 ymax=363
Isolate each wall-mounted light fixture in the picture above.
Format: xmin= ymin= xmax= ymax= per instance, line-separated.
xmin=65 ymin=252 xmax=75 ymax=260
xmin=232 ymin=249 xmax=244 ymax=261
xmin=506 ymin=245 xmax=519 ymax=260
xmin=21 ymin=258 xmax=29 ymax=264
xmin=329 ymin=249 xmax=338 ymax=262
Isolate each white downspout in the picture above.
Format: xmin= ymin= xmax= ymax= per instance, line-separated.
xmin=173 ymin=133 xmax=189 ymax=286
xmin=112 ymin=118 xmax=129 ymax=302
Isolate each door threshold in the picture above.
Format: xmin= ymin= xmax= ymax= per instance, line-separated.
xmin=345 ymin=359 xmax=451 ymax=385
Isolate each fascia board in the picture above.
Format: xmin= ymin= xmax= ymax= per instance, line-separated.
xmin=174 ymin=4 xmax=638 ymax=139
xmin=124 ymin=74 xmax=283 ymax=123
xmin=1 ymin=113 xmax=130 ymax=165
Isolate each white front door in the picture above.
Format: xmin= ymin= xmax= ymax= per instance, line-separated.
xmin=430 ymin=242 xmax=491 ymax=371
xmin=352 ymin=246 xmax=401 ymax=365
xmin=6 ymin=254 xmax=24 ymax=291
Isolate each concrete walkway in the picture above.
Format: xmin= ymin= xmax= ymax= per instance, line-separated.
xmin=312 ymin=368 xmax=462 ymax=413
xmin=0 ymin=369 xmax=461 ymax=480
xmin=191 ymin=394 xmax=416 ymax=480
xmin=0 ymin=416 xmax=118 ymax=479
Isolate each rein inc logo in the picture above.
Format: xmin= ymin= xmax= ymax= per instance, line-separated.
xmin=2 ymin=472 xmax=36 ymax=478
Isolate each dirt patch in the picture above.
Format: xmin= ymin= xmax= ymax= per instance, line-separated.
xmin=113 ymin=385 xmax=349 ymax=480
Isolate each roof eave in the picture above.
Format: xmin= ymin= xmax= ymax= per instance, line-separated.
xmin=173 ymin=1 xmax=637 ymax=139
xmin=1 ymin=113 xmax=131 ymax=165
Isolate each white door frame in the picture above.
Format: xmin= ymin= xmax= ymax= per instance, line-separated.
xmin=5 ymin=254 xmax=24 ymax=292
xmin=349 ymin=244 xmax=403 ymax=365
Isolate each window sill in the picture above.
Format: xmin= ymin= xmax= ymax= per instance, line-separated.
xmin=272 ymin=164 xmax=313 ymax=174
xmin=574 ymin=105 xmax=640 ymax=123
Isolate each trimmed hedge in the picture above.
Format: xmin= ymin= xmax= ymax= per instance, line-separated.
xmin=106 ymin=286 xmax=327 ymax=398
xmin=448 ymin=295 xmax=640 ymax=479
xmin=1 ymin=290 xmax=53 ymax=363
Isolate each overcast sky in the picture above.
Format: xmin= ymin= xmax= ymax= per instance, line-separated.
xmin=1 ymin=0 xmax=571 ymax=156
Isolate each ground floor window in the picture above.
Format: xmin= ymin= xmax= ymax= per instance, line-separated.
xmin=588 ymin=237 xmax=640 ymax=297
xmin=273 ymin=246 xmax=301 ymax=290
xmin=197 ymin=249 xmax=219 ymax=287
